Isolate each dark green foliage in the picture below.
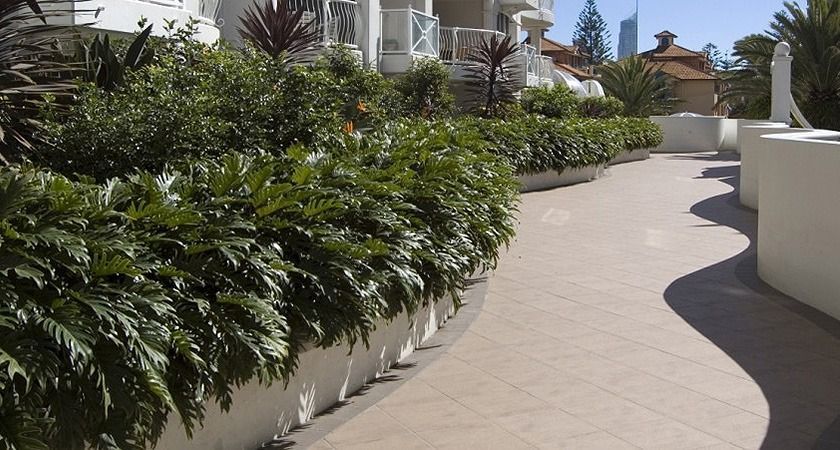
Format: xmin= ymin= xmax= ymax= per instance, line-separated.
xmin=722 ymin=0 xmax=840 ymax=129
xmin=577 ymin=96 xmax=624 ymax=118
xmin=460 ymin=115 xmax=663 ymax=175
xmin=465 ymin=35 xmax=523 ymax=118
xmin=73 ymin=25 xmax=155 ymax=91
xmin=598 ymin=56 xmax=679 ymax=117
xmin=0 ymin=119 xmax=519 ymax=448
xmin=237 ymin=0 xmax=323 ymax=59
xmin=0 ymin=0 xmax=77 ymax=164
xmin=573 ymin=0 xmax=612 ymax=65
xmin=394 ymin=57 xmax=455 ymax=119
xmin=44 ymin=47 xmax=347 ymax=180
xmin=521 ymin=85 xmax=580 ymax=119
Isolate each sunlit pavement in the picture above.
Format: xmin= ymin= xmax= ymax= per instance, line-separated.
xmin=310 ymin=153 xmax=840 ymax=449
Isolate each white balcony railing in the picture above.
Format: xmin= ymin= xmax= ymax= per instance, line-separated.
xmin=537 ymin=55 xmax=554 ymax=80
xmin=289 ymin=0 xmax=361 ymax=48
xmin=380 ymin=9 xmax=440 ymax=57
xmin=198 ymin=0 xmax=221 ymax=23
xmin=524 ymin=43 xmax=538 ymax=76
xmin=440 ymin=27 xmax=505 ymax=64
xmin=539 ymin=0 xmax=554 ymax=11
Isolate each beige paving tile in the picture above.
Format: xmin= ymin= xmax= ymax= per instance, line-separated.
xmin=608 ymin=417 xmax=725 ymax=449
xmin=415 ymin=423 xmax=535 ymax=449
xmin=495 ymin=408 xmax=599 ymax=446
xmin=323 ymin=407 xmax=414 ymax=447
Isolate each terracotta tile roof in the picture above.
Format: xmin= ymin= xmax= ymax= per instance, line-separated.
xmin=650 ymin=61 xmax=718 ymax=80
xmin=640 ymin=44 xmax=705 ymax=59
xmin=525 ymin=36 xmax=590 ymax=57
xmin=554 ymin=63 xmax=592 ymax=79
xmin=655 ymin=30 xmax=678 ymax=38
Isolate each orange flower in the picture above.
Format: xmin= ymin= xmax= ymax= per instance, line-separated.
xmin=356 ymin=100 xmax=367 ymax=113
xmin=343 ymin=121 xmax=355 ymax=134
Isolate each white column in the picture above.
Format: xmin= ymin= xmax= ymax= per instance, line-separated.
xmin=528 ymin=29 xmax=541 ymax=53
xmin=770 ymin=42 xmax=793 ymax=124
xmin=358 ymin=0 xmax=380 ymax=68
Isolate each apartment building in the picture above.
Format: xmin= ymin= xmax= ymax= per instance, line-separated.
xmin=67 ymin=0 xmax=557 ymax=87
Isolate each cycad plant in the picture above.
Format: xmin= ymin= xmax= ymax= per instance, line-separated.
xmin=0 ymin=0 xmax=77 ymax=164
xmin=74 ymin=25 xmax=155 ymax=91
xmin=721 ymin=0 xmax=840 ymax=129
xmin=597 ymin=56 xmax=679 ymax=117
xmin=464 ymin=35 xmax=522 ymax=118
xmin=237 ymin=0 xmax=323 ymax=60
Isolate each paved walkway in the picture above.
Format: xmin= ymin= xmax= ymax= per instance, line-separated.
xmin=310 ymin=154 xmax=840 ymax=449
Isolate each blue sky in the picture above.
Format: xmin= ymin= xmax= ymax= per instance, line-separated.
xmin=546 ymin=0 xmax=788 ymax=56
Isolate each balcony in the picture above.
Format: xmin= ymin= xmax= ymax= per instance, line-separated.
xmin=289 ymin=0 xmax=362 ymax=48
xmin=66 ymin=0 xmax=222 ymax=42
xmin=523 ymin=44 xmax=555 ymax=86
xmin=380 ymin=8 xmax=440 ymax=73
xmin=498 ymin=0 xmax=539 ymax=15
xmin=520 ymin=0 xmax=555 ymax=29
xmin=439 ymin=27 xmax=506 ymax=65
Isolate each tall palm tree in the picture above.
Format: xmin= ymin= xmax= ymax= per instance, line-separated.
xmin=721 ymin=0 xmax=840 ymax=129
xmin=597 ymin=56 xmax=679 ymax=117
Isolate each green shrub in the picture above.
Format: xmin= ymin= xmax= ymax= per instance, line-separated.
xmin=459 ymin=114 xmax=663 ymax=175
xmin=520 ymin=85 xmax=580 ymax=119
xmin=577 ymin=96 xmax=624 ymax=118
xmin=0 ymin=120 xmax=519 ymax=448
xmin=394 ymin=57 xmax=455 ymax=119
xmin=44 ymin=45 xmax=404 ymax=181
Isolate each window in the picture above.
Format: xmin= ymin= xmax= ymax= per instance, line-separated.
xmin=496 ymin=13 xmax=510 ymax=35
xmin=660 ymin=37 xmax=670 ymax=46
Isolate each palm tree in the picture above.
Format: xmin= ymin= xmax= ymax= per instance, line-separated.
xmin=464 ymin=35 xmax=523 ymax=118
xmin=597 ymin=56 xmax=679 ymax=117
xmin=721 ymin=0 xmax=840 ymax=129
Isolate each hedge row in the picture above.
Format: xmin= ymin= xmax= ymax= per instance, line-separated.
xmin=461 ymin=116 xmax=664 ymax=175
xmin=0 ymin=121 xmax=519 ymax=449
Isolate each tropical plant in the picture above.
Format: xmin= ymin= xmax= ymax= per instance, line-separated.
xmin=464 ymin=35 xmax=523 ymax=118
xmin=44 ymin=46 xmax=348 ymax=180
xmin=73 ymin=25 xmax=155 ymax=91
xmin=720 ymin=0 xmax=840 ymax=129
xmin=573 ymin=0 xmax=612 ymax=65
xmin=577 ymin=96 xmax=624 ymax=118
xmin=0 ymin=118 xmax=520 ymax=448
xmin=237 ymin=0 xmax=323 ymax=60
xmin=394 ymin=57 xmax=455 ymax=119
xmin=520 ymin=85 xmax=580 ymax=119
xmin=597 ymin=56 xmax=679 ymax=117
xmin=0 ymin=0 xmax=77 ymax=164
xmin=458 ymin=115 xmax=662 ymax=175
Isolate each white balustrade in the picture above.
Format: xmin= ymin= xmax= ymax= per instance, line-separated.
xmin=381 ymin=9 xmax=440 ymax=57
xmin=288 ymin=0 xmax=361 ymax=47
xmin=440 ymin=27 xmax=506 ymax=63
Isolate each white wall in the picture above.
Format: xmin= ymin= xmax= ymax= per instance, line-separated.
xmin=156 ymin=296 xmax=455 ymax=450
xmin=737 ymin=123 xmax=799 ymax=210
xmin=73 ymin=0 xmax=220 ymax=43
xmin=758 ymin=130 xmax=840 ymax=320
xmin=649 ymin=116 xmax=726 ymax=152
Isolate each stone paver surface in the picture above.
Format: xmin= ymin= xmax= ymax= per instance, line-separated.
xmin=312 ymin=154 xmax=840 ymax=449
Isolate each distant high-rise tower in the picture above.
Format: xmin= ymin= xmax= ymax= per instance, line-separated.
xmin=618 ymin=13 xmax=638 ymax=59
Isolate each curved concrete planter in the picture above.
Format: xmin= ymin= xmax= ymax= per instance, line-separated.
xmin=738 ymin=123 xmax=800 ymax=210
xmin=759 ymin=130 xmax=840 ymax=321
xmin=609 ymin=148 xmax=651 ymax=165
xmin=155 ymin=296 xmax=456 ymax=450
xmin=519 ymin=164 xmax=605 ymax=193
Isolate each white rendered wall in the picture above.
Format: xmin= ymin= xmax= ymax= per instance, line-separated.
xmin=758 ymin=131 xmax=840 ymax=320
xmin=156 ymin=296 xmax=455 ymax=450
xmin=737 ymin=123 xmax=798 ymax=210
xmin=649 ymin=116 xmax=726 ymax=152
xmin=73 ymin=0 xmax=220 ymax=43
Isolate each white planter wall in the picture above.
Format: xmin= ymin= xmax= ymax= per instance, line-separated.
xmin=155 ymin=296 xmax=455 ymax=450
xmin=609 ymin=148 xmax=651 ymax=165
xmin=649 ymin=116 xmax=727 ymax=152
xmin=738 ymin=123 xmax=799 ymax=210
xmin=519 ymin=164 xmax=605 ymax=192
xmin=758 ymin=131 xmax=840 ymax=321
